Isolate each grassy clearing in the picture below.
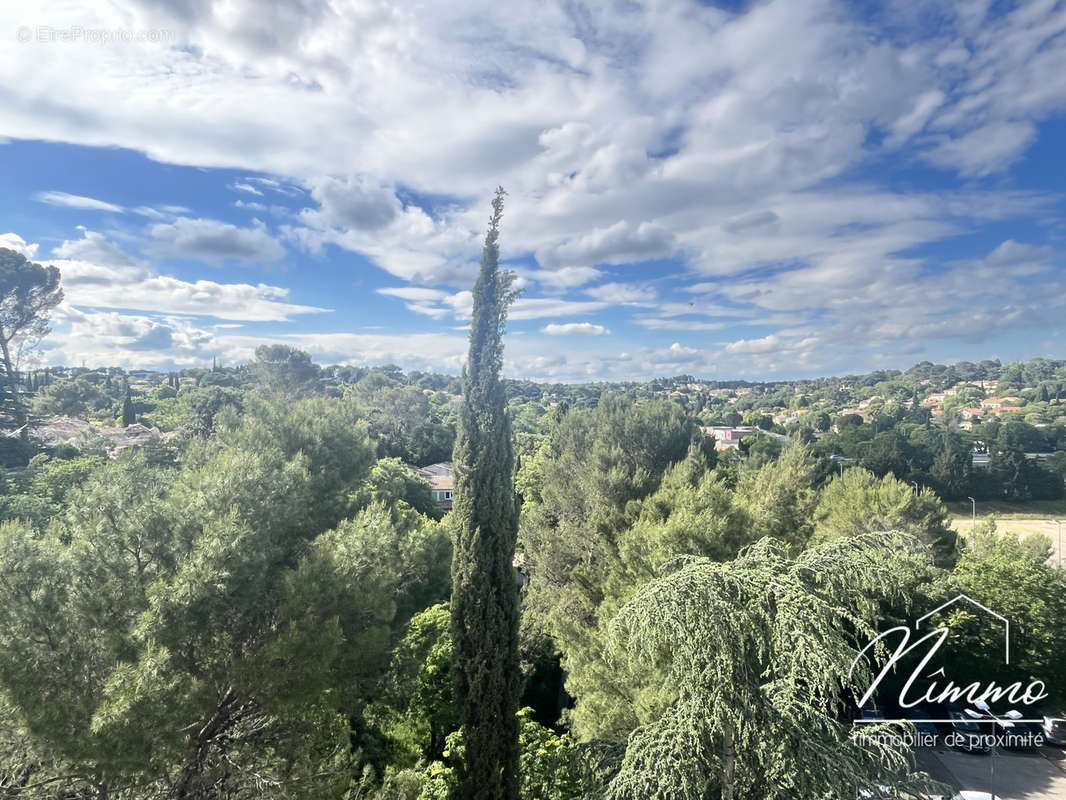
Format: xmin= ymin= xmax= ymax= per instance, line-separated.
xmin=944 ymin=499 xmax=1066 ymax=519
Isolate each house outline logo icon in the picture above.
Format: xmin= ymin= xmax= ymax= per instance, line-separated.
xmin=850 ymin=593 xmax=1047 ymax=721
xmin=915 ymin=593 xmax=1010 ymax=665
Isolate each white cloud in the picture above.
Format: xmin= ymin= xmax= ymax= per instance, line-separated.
xmin=53 ymin=228 xmax=138 ymax=266
xmin=538 ymin=221 xmax=676 ymax=269
xmin=12 ymin=230 xmax=324 ymax=322
xmin=230 ymin=182 xmax=264 ymax=196
xmin=542 ymin=322 xmax=609 ymax=336
xmin=150 ymin=217 xmax=286 ymax=264
xmin=924 ymin=121 xmax=1038 ymax=177
xmin=44 ymin=307 xmax=218 ymax=368
xmin=510 ymin=297 xmax=608 ymax=321
xmin=526 ymin=266 xmax=604 ymax=289
xmin=34 ymin=191 xmax=124 ymax=213
xmin=887 ymin=89 xmax=945 ymax=147
xmin=5 ymin=0 xmax=1066 ymax=379
xmin=634 ymin=318 xmax=727 ymax=331
xmin=584 ymin=281 xmax=656 ymax=304
xmin=301 ymin=175 xmax=399 ymax=232
xmin=0 ymin=232 xmax=39 ymax=258
xmin=723 ymin=334 xmax=785 ymax=355
xmin=377 ymin=286 xmax=449 ymax=303
xmin=132 ymin=205 xmax=190 ymax=220
xmin=58 ymin=261 xmax=327 ymax=321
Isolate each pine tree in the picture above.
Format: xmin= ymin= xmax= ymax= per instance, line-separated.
xmin=450 ymin=187 xmax=521 ymax=800
xmin=603 ymin=532 xmax=946 ymax=800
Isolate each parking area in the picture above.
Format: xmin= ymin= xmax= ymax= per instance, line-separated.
xmin=918 ymin=746 xmax=1066 ymax=799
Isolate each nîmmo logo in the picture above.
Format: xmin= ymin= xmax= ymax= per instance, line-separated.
xmin=850 ymin=593 xmax=1047 ymax=717
xmin=916 ymin=594 xmax=1010 ymax=664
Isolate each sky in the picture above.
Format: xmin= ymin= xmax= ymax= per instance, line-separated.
xmin=1 ymin=0 xmax=1065 ymax=383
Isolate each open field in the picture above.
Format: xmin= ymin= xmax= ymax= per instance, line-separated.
xmin=949 ymin=518 xmax=1064 ymax=567
xmin=945 ymin=500 xmax=1066 ymax=520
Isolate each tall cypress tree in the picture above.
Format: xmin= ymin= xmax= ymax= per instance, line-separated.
xmin=450 ymin=187 xmax=521 ymax=800
xmin=121 ymin=380 xmax=135 ymax=427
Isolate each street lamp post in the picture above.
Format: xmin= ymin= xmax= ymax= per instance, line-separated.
xmin=967 ymin=496 xmax=977 ymax=553
xmin=971 ymin=701 xmax=1011 ymax=800
xmin=911 ymin=480 xmax=919 ymax=497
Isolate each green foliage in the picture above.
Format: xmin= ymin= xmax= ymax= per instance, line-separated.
xmin=354 ymin=382 xmax=457 ymax=465
xmin=366 ymin=708 xmax=590 ymax=800
xmin=351 ymin=457 xmax=441 ymax=519
xmin=252 ymin=344 xmax=321 ymax=395
xmin=0 ymin=452 xmax=106 ymax=529
xmin=520 ymin=396 xmax=699 ymax=738
xmin=120 ymin=388 xmax=135 ymax=427
xmin=603 ymin=533 xmax=944 ymax=800
xmin=450 ymin=188 xmax=522 ymax=800
xmin=179 ymin=384 xmax=243 ymax=437
xmin=32 ymin=377 xmax=110 ymax=418
xmin=371 ymin=604 xmax=458 ymax=765
xmin=0 ymin=397 xmax=446 ymax=798
xmin=515 ymin=707 xmax=588 ymax=800
xmin=928 ymin=430 xmax=971 ymax=499
xmin=0 ymin=248 xmax=63 ymax=425
xmin=812 ymin=467 xmax=957 ymax=566
xmin=733 ymin=441 xmax=818 ymax=552
xmin=940 ymin=533 xmax=1066 ymax=703
xmin=6 ymin=350 xmax=1065 ymax=797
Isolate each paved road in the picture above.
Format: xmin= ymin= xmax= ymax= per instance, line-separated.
xmin=919 ymin=745 xmax=1066 ymax=799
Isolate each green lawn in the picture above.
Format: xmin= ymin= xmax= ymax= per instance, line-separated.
xmin=945 ymin=498 xmax=1066 ymax=519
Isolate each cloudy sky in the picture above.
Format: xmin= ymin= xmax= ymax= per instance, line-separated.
xmin=2 ymin=0 xmax=1065 ymax=381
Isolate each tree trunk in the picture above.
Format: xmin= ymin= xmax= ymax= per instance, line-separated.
xmin=722 ymin=722 xmax=736 ymax=800
xmin=0 ymin=335 xmax=13 ymax=387
xmin=0 ymin=335 xmax=25 ymax=425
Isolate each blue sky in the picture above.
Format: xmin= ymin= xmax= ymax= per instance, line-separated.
xmin=2 ymin=0 xmax=1065 ymax=381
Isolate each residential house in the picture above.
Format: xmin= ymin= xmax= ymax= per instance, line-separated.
xmin=407 ymin=462 xmax=455 ymax=509
xmin=980 ymin=396 xmax=1020 ymax=410
xmin=993 ymin=405 xmax=1024 ymax=416
xmin=700 ymin=426 xmax=787 ymax=451
xmin=701 ymin=425 xmax=752 ymax=451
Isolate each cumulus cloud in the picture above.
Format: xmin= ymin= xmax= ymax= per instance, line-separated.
xmin=0 ymin=232 xmax=39 ymax=258
xmin=924 ymin=121 xmax=1038 ymax=177
xmin=46 ymin=307 xmax=218 ymax=368
xmin=12 ymin=230 xmax=324 ymax=322
xmin=53 ymin=228 xmax=138 ymax=266
xmin=538 ymin=221 xmax=676 ymax=269
xmin=150 ymin=217 xmax=286 ymax=264
xmin=301 ymin=176 xmax=399 ymax=232
xmin=58 ymin=261 xmax=327 ymax=321
xmin=5 ymin=0 xmax=1066 ymax=378
xmin=510 ymin=297 xmax=608 ymax=321
xmin=982 ymin=239 xmax=1054 ymax=269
